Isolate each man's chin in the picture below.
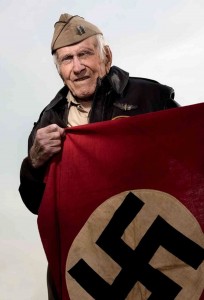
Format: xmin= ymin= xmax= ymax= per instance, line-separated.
xmin=73 ymin=90 xmax=95 ymax=102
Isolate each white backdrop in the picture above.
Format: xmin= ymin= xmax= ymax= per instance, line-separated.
xmin=0 ymin=0 xmax=203 ymax=299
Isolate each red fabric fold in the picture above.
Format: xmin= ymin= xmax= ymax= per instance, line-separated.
xmin=38 ymin=103 xmax=204 ymax=300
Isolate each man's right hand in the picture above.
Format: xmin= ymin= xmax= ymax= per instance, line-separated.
xmin=29 ymin=124 xmax=65 ymax=168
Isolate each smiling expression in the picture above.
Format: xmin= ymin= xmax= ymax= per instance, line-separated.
xmin=56 ymin=36 xmax=111 ymax=101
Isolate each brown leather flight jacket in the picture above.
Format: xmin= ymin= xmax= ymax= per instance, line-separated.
xmin=19 ymin=66 xmax=179 ymax=214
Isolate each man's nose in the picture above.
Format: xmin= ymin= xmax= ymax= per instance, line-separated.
xmin=72 ymin=56 xmax=85 ymax=74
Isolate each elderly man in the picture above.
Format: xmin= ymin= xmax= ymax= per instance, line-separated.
xmin=19 ymin=13 xmax=178 ymax=299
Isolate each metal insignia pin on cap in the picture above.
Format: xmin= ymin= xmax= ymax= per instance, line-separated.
xmin=76 ymin=25 xmax=86 ymax=35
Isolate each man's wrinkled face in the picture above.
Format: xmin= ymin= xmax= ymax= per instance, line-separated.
xmin=56 ymin=36 xmax=109 ymax=101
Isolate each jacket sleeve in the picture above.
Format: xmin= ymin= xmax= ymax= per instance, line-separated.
xmin=19 ymin=94 xmax=68 ymax=214
xmin=19 ymin=105 xmax=53 ymax=214
xmin=18 ymin=109 xmax=54 ymax=214
xmin=19 ymin=157 xmax=47 ymax=214
xmin=18 ymin=84 xmax=71 ymax=214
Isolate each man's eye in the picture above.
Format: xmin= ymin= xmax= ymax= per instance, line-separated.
xmin=65 ymin=56 xmax=72 ymax=61
xmin=78 ymin=51 xmax=93 ymax=58
xmin=61 ymin=56 xmax=72 ymax=64
xmin=78 ymin=52 xmax=87 ymax=58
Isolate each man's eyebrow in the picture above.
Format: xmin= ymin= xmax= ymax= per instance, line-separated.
xmin=60 ymin=53 xmax=73 ymax=59
xmin=57 ymin=53 xmax=72 ymax=63
xmin=78 ymin=47 xmax=95 ymax=53
xmin=59 ymin=48 xmax=95 ymax=60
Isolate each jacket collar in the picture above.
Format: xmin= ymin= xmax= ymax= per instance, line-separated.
xmin=45 ymin=66 xmax=129 ymax=111
xmin=107 ymin=65 xmax=129 ymax=94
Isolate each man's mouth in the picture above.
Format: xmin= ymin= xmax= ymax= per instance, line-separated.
xmin=75 ymin=76 xmax=90 ymax=82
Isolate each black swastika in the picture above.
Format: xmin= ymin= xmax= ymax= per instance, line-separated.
xmin=68 ymin=192 xmax=204 ymax=299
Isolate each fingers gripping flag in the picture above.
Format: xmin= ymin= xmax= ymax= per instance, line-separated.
xmin=38 ymin=103 xmax=204 ymax=300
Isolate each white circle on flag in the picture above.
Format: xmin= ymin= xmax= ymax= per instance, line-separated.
xmin=66 ymin=189 xmax=204 ymax=300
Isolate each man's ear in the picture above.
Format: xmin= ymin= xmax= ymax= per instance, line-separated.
xmin=104 ymin=46 xmax=112 ymax=73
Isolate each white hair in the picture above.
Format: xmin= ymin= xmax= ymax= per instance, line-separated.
xmin=95 ymin=34 xmax=108 ymax=61
xmin=53 ymin=34 xmax=108 ymax=72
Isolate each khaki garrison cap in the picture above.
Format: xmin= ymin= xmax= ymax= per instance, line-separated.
xmin=51 ymin=13 xmax=103 ymax=54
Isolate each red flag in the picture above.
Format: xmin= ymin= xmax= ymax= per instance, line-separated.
xmin=38 ymin=103 xmax=204 ymax=300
